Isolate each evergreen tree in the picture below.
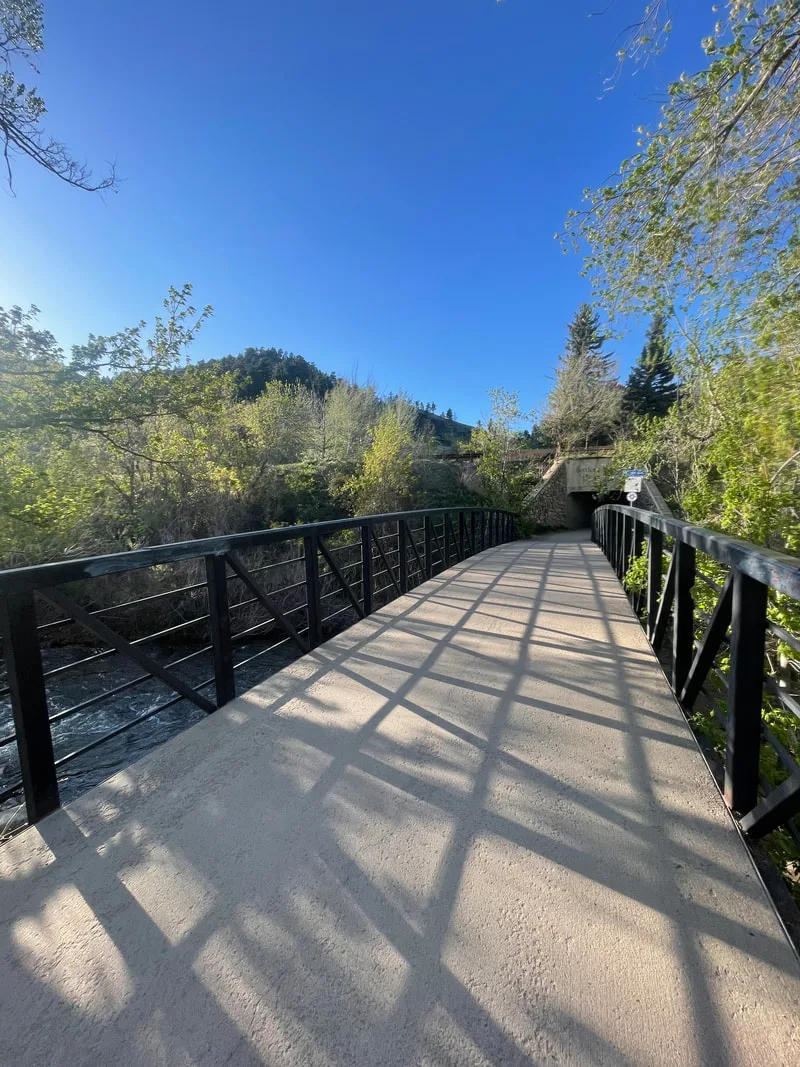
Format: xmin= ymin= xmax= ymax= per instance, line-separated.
xmin=567 ymin=303 xmax=613 ymax=372
xmin=542 ymin=304 xmax=620 ymax=449
xmin=622 ymin=315 xmax=678 ymax=419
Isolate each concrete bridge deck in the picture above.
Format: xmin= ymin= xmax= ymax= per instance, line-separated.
xmin=1 ymin=533 xmax=799 ymax=1066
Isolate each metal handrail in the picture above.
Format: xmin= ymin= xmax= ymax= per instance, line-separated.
xmin=592 ymin=503 xmax=800 ymax=845
xmin=0 ymin=506 xmax=518 ymax=828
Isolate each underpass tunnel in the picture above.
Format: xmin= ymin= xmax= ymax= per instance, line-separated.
xmin=565 ymin=490 xmax=625 ymax=529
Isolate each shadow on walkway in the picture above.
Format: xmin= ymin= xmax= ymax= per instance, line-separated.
xmin=1 ymin=533 xmax=798 ymax=1066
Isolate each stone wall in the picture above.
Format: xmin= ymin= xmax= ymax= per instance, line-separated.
xmin=527 ymin=460 xmax=569 ymax=528
xmin=525 ymin=458 xmax=674 ymax=529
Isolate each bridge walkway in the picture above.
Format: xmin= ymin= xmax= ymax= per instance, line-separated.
xmin=1 ymin=533 xmax=798 ymax=1065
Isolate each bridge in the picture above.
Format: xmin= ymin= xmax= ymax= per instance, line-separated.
xmin=0 ymin=507 xmax=799 ymax=1064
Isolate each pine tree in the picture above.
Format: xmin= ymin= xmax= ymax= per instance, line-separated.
xmin=567 ymin=303 xmax=614 ymax=372
xmin=542 ymin=304 xmax=620 ymax=450
xmin=623 ymin=315 xmax=678 ymax=419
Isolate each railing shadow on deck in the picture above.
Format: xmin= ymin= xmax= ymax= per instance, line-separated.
xmin=592 ymin=507 xmax=800 ymax=871
xmin=0 ymin=507 xmax=517 ymax=835
xmin=1 ymin=535 xmax=798 ymax=1065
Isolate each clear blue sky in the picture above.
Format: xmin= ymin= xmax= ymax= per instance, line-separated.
xmin=3 ymin=1 xmax=715 ymax=424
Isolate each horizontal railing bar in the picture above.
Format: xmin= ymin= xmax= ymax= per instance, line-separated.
xmin=40 ymin=611 xmax=214 ymax=681
xmin=322 ymin=604 xmax=361 ymax=625
xmin=246 ymin=554 xmax=305 ymax=575
xmin=595 ymin=505 xmax=800 ymax=599
xmin=762 ymin=722 xmax=800 ymax=778
xmin=320 ymin=583 xmax=362 ymax=603
xmin=232 ymin=627 xmax=310 ymax=672
xmin=324 ymin=542 xmax=361 ymax=556
xmin=767 ymin=620 xmax=800 ymax=655
xmin=764 ymin=676 xmax=800 ymax=723
xmin=52 ymin=677 xmax=217 ymax=770
xmin=336 ymin=560 xmax=364 ymax=575
xmin=32 ymin=557 xmax=307 ymax=636
xmin=0 ymin=778 xmax=24 ymax=804
xmin=0 ymin=507 xmax=516 ymax=828
xmin=229 ymin=603 xmax=306 ymax=644
xmin=2 ymin=663 xmax=222 ymax=798
xmin=0 ymin=508 xmax=514 ymax=593
xmin=0 ymin=640 xmax=222 ymax=747
xmin=37 ymin=580 xmax=210 ymax=632
xmin=372 ymin=581 xmax=397 ymax=598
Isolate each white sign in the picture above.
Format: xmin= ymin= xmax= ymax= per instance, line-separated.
xmin=624 ymin=475 xmax=643 ymax=494
xmin=626 ymin=491 xmax=639 ymax=503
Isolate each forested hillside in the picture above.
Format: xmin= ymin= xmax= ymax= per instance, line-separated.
xmin=0 ymin=288 xmax=483 ymax=568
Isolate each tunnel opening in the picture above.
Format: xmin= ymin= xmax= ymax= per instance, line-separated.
xmin=564 ymin=490 xmax=625 ymax=529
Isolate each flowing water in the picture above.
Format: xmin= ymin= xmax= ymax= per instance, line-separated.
xmin=0 ymin=635 xmax=311 ymax=838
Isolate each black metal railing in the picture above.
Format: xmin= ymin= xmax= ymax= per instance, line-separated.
xmin=0 ymin=507 xmax=517 ymax=828
xmin=592 ymin=504 xmax=800 ymax=846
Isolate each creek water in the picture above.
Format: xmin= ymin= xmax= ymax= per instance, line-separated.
xmin=0 ymin=636 xmax=308 ymax=837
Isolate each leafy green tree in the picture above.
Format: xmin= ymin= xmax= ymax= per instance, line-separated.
xmin=315 ymin=381 xmax=380 ymax=467
xmin=346 ymin=402 xmax=418 ymax=514
xmin=0 ymin=0 xmax=116 ymax=191
xmin=622 ymin=314 xmax=678 ymax=419
xmin=465 ymin=388 xmax=531 ymax=509
xmin=565 ymin=1 xmax=800 ymax=364
xmin=0 ymin=286 xmax=214 ymax=439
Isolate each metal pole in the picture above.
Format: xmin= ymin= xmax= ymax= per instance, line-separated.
xmin=206 ymin=554 xmax=235 ymax=707
xmin=646 ymin=527 xmax=663 ymax=640
xmin=361 ymin=524 xmax=373 ymax=614
xmin=672 ymin=538 xmax=696 ymax=694
xmin=304 ymin=535 xmax=323 ymax=648
xmin=725 ymin=570 xmax=768 ymax=814
xmin=424 ymin=515 xmax=433 ymax=579
xmin=398 ymin=520 xmax=408 ymax=594
xmin=0 ymin=591 xmax=59 ymax=823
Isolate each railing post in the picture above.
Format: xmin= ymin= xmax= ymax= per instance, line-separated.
xmin=470 ymin=511 xmax=477 ymax=556
xmin=646 ymin=527 xmax=663 ymax=639
xmin=398 ymin=519 xmax=408 ymax=594
xmin=0 ymin=590 xmax=59 ymax=823
xmin=672 ymin=538 xmax=696 ymax=694
xmin=459 ymin=512 xmax=466 ymax=559
xmin=479 ymin=510 xmax=485 ymax=552
xmin=424 ymin=515 xmax=433 ymax=578
xmin=631 ymin=518 xmax=645 ymax=613
xmin=205 ymin=554 xmax=236 ymax=708
xmin=618 ymin=512 xmax=629 ymax=579
xmin=361 ymin=524 xmax=373 ymax=614
xmin=725 ymin=570 xmax=768 ymax=814
xmin=304 ymin=534 xmax=323 ymax=648
xmin=604 ymin=510 xmax=611 ymax=562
